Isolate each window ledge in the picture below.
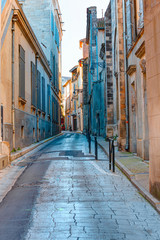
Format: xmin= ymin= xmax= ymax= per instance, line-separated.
xmin=31 ymin=105 xmax=36 ymax=111
xmin=19 ymin=97 xmax=27 ymax=105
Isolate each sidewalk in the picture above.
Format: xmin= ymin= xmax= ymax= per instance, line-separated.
xmin=97 ymin=136 xmax=160 ymax=213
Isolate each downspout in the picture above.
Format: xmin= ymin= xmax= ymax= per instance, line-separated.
xmin=122 ymin=0 xmax=129 ymax=150
xmin=12 ymin=18 xmax=16 ymax=150
xmin=35 ymin=53 xmax=39 ymax=142
xmin=104 ymin=15 xmax=107 ymax=137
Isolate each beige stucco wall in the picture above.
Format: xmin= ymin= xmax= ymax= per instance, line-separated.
xmin=1 ymin=6 xmax=52 ymax=150
xmin=144 ymin=1 xmax=160 ymax=199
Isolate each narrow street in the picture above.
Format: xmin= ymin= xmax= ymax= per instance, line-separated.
xmin=0 ymin=133 xmax=160 ymax=240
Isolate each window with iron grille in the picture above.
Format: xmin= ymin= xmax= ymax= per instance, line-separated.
xmin=19 ymin=45 xmax=25 ymax=100
xmin=31 ymin=62 xmax=36 ymax=106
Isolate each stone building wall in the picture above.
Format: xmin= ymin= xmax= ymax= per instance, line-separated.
xmin=125 ymin=0 xmax=149 ymax=160
xmin=144 ymin=0 xmax=160 ymax=199
xmin=105 ymin=2 xmax=114 ymax=137
xmin=111 ymin=0 xmax=126 ymax=149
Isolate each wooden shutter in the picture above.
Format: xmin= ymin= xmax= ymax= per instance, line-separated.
xmin=42 ymin=77 xmax=45 ymax=112
xmin=37 ymin=71 xmax=41 ymax=110
xmin=47 ymin=84 xmax=50 ymax=115
xmin=52 ymin=96 xmax=54 ymax=120
xmin=31 ymin=62 xmax=36 ymax=106
xmin=19 ymin=45 xmax=25 ymax=99
xmin=53 ymin=55 xmax=55 ymax=85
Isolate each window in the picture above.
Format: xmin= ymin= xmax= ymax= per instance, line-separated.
xmin=74 ymin=101 xmax=76 ymax=112
xmin=21 ymin=126 xmax=24 ymax=139
xmin=19 ymin=45 xmax=25 ymax=100
xmin=31 ymin=62 xmax=36 ymax=106
xmin=42 ymin=77 xmax=45 ymax=112
xmin=33 ymin=128 xmax=35 ymax=138
xmin=43 ymin=129 xmax=45 ymax=138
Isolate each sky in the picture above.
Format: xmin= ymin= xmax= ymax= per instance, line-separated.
xmin=59 ymin=0 xmax=110 ymax=77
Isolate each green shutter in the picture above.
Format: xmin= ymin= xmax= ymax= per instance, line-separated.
xmin=19 ymin=45 xmax=25 ymax=99
xmin=37 ymin=70 xmax=41 ymax=110
xmin=31 ymin=62 xmax=36 ymax=106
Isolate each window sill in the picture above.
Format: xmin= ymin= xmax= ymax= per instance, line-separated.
xmin=19 ymin=97 xmax=27 ymax=105
xmin=31 ymin=105 xmax=36 ymax=111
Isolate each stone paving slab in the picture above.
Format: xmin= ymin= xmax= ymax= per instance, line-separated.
xmin=97 ymin=136 xmax=160 ymax=213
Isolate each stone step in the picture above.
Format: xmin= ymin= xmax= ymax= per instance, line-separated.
xmin=0 ymin=155 xmax=9 ymax=170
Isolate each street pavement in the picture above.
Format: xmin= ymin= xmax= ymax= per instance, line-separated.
xmin=0 ymin=133 xmax=160 ymax=240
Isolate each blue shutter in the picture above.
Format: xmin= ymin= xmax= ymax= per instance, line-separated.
xmin=51 ymin=11 xmax=54 ymax=35
xmin=47 ymin=84 xmax=50 ymax=115
xmin=42 ymin=77 xmax=45 ymax=112
xmin=1 ymin=0 xmax=7 ymax=12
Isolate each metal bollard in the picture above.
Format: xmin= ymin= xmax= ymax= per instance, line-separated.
xmin=112 ymin=140 xmax=115 ymax=172
xmin=109 ymin=139 xmax=112 ymax=170
xmin=88 ymin=132 xmax=91 ymax=154
xmin=95 ymin=136 xmax=98 ymax=160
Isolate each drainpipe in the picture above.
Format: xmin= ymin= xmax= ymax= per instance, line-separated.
xmin=12 ymin=18 xmax=17 ymax=149
xmin=104 ymin=15 xmax=107 ymax=137
xmin=35 ymin=53 xmax=39 ymax=142
xmin=122 ymin=0 xmax=129 ymax=150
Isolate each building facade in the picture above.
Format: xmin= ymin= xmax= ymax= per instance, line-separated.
xmin=111 ymin=0 xmax=126 ymax=150
xmin=0 ymin=0 xmax=62 ymax=168
xmin=69 ymin=65 xmax=83 ymax=132
xmin=125 ymin=0 xmax=149 ymax=160
xmin=19 ymin=0 xmax=62 ymax=135
xmin=63 ymin=79 xmax=72 ymax=130
xmin=86 ymin=7 xmax=106 ymax=137
xmin=100 ymin=2 xmax=114 ymax=137
xmin=144 ymin=0 xmax=160 ymax=199
xmin=79 ymin=38 xmax=89 ymax=135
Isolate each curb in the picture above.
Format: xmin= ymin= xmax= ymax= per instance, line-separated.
xmin=0 ymin=166 xmax=27 ymax=204
xmin=10 ymin=132 xmax=63 ymax=162
xmin=97 ymin=141 xmax=160 ymax=214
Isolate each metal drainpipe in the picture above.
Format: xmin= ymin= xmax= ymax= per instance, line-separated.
xmin=122 ymin=0 xmax=129 ymax=150
xmin=12 ymin=19 xmax=16 ymax=149
xmin=35 ymin=53 xmax=39 ymax=142
xmin=104 ymin=15 xmax=107 ymax=137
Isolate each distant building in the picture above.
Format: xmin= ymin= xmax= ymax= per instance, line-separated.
xmin=63 ymin=79 xmax=72 ymax=130
xmin=86 ymin=7 xmax=106 ymax=136
xmin=79 ymin=39 xmax=89 ymax=135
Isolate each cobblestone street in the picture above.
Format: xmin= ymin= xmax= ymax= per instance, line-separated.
xmin=0 ymin=133 xmax=160 ymax=240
